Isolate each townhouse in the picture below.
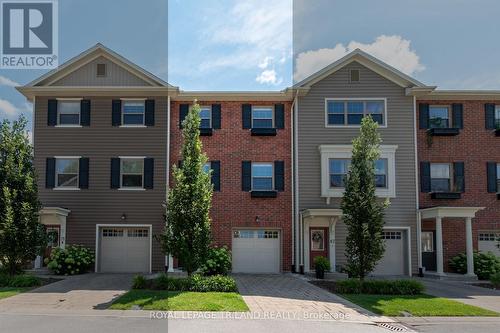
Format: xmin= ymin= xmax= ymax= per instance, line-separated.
xmin=17 ymin=44 xmax=500 ymax=277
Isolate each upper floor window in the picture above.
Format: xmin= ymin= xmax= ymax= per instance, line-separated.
xmin=349 ymin=69 xmax=360 ymax=83
xmin=429 ymin=106 xmax=450 ymax=129
xmin=252 ymin=106 xmax=274 ymax=129
xmin=495 ymin=106 xmax=500 ymax=128
xmin=56 ymin=158 xmax=79 ymax=188
xmin=96 ymin=63 xmax=106 ymax=77
xmin=430 ymin=163 xmax=450 ymax=192
xmin=58 ymin=100 xmax=80 ymax=125
xmin=200 ymin=107 xmax=212 ymax=129
xmin=202 ymin=162 xmax=211 ymax=173
xmin=121 ymin=158 xmax=143 ymax=188
xmin=251 ymin=163 xmax=273 ymax=191
xmin=326 ymin=99 xmax=385 ymax=127
xmin=122 ymin=100 xmax=145 ymax=125
xmin=328 ymin=158 xmax=388 ymax=188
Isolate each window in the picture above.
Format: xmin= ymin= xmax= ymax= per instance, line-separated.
xmin=421 ymin=232 xmax=434 ymax=252
xmin=382 ymin=231 xmax=402 ymax=240
xmin=121 ymin=159 xmax=144 ymax=188
xmin=375 ymin=159 xmax=388 ymax=188
xmin=233 ymin=230 xmax=254 ymax=238
xmin=102 ymin=228 xmax=123 ymax=237
xmin=96 ymin=63 xmax=106 ymax=77
xmin=251 ymin=163 xmax=273 ymax=191
xmin=127 ymin=228 xmax=149 ymax=238
xmin=257 ymin=230 xmax=279 ymax=239
xmin=430 ymin=163 xmax=451 ymax=192
xmin=122 ymin=100 xmax=145 ymax=125
xmin=495 ymin=106 xmax=500 ymax=128
xmin=252 ymin=106 xmax=274 ymax=128
xmin=349 ymin=69 xmax=360 ymax=83
xmin=200 ymin=106 xmax=212 ymax=129
xmin=429 ymin=106 xmax=450 ymax=128
xmin=55 ymin=158 xmax=79 ymax=188
xmin=479 ymin=233 xmax=497 ymax=241
xmin=326 ymin=99 xmax=385 ymax=126
xmin=329 ymin=159 xmax=350 ymax=188
xmin=58 ymin=101 xmax=80 ymax=125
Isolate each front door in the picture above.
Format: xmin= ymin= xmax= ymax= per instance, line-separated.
xmin=44 ymin=225 xmax=60 ymax=264
xmin=310 ymin=227 xmax=328 ymax=270
xmin=421 ymin=231 xmax=437 ymax=271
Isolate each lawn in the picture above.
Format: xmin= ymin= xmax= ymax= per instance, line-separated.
xmin=341 ymin=294 xmax=500 ymax=317
xmin=109 ymin=290 xmax=249 ymax=312
xmin=0 ymin=287 xmax=29 ymax=300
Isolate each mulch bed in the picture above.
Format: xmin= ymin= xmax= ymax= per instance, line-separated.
xmin=471 ymin=282 xmax=499 ymax=291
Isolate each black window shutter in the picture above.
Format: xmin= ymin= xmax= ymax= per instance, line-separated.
xmin=452 ymin=103 xmax=463 ymax=129
xmin=80 ymin=99 xmax=91 ymax=126
xmin=46 ymin=158 xmax=56 ymax=188
xmin=212 ymin=104 xmax=221 ymax=129
xmin=419 ymin=103 xmax=429 ymax=129
xmin=211 ymin=161 xmax=220 ymax=191
xmin=242 ymin=104 xmax=252 ymax=129
xmin=145 ymin=99 xmax=155 ymax=126
xmin=47 ymin=99 xmax=57 ymax=126
xmin=178 ymin=160 xmax=183 ymax=168
xmin=179 ymin=104 xmax=189 ymax=128
xmin=420 ymin=161 xmax=431 ymax=192
xmin=275 ymin=104 xmax=285 ymax=129
xmin=110 ymin=158 xmax=120 ymax=189
xmin=112 ymin=100 xmax=122 ymax=126
xmin=485 ymin=103 xmax=496 ymax=129
xmin=79 ymin=157 xmax=89 ymax=189
xmin=487 ymin=162 xmax=497 ymax=193
xmin=144 ymin=157 xmax=154 ymax=189
xmin=274 ymin=160 xmax=285 ymax=191
xmin=242 ymin=161 xmax=251 ymax=191
xmin=453 ymin=162 xmax=465 ymax=192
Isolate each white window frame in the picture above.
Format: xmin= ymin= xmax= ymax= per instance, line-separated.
xmin=495 ymin=105 xmax=500 ymax=128
xmin=319 ymin=144 xmax=397 ymax=198
xmin=55 ymin=98 xmax=82 ymax=128
xmin=251 ymin=162 xmax=274 ymax=191
xmin=324 ymin=98 xmax=387 ymax=128
xmin=119 ymin=157 xmax=145 ymax=190
xmin=251 ymin=106 xmax=275 ymax=129
xmin=54 ymin=156 xmax=80 ymax=190
xmin=199 ymin=106 xmax=212 ymax=129
xmin=120 ymin=98 xmax=146 ymax=128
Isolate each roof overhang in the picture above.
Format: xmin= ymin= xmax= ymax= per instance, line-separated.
xmin=416 ymin=90 xmax=500 ymax=100
xmin=40 ymin=207 xmax=71 ymax=217
xmin=419 ymin=206 xmax=484 ymax=219
xmin=301 ymin=208 xmax=343 ymax=219
xmin=171 ymin=89 xmax=295 ymax=102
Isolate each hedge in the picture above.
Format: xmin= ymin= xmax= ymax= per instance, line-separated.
xmin=133 ymin=274 xmax=238 ymax=292
xmin=335 ymin=279 xmax=424 ymax=295
xmin=0 ymin=274 xmax=41 ymax=288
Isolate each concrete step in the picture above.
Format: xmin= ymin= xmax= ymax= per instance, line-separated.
xmin=422 ymin=271 xmax=478 ymax=281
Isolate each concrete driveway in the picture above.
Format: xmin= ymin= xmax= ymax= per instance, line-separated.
xmin=0 ymin=273 xmax=133 ymax=313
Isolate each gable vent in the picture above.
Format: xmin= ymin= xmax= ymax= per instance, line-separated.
xmin=96 ymin=63 xmax=107 ymax=77
xmin=349 ymin=69 xmax=360 ymax=83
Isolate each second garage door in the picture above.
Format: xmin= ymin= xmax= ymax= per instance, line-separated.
xmin=99 ymin=227 xmax=150 ymax=273
xmin=478 ymin=232 xmax=500 ymax=257
xmin=232 ymin=229 xmax=280 ymax=273
xmin=372 ymin=230 xmax=406 ymax=276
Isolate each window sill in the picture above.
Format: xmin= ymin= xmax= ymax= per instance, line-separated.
xmin=54 ymin=125 xmax=82 ymax=128
xmin=53 ymin=187 xmax=80 ymax=191
xmin=200 ymin=128 xmax=213 ymax=136
xmin=251 ymin=128 xmax=277 ymax=136
xmin=119 ymin=125 xmax=147 ymax=128
xmin=251 ymin=190 xmax=277 ymax=198
xmin=430 ymin=192 xmax=461 ymax=199
xmin=118 ymin=187 xmax=146 ymax=191
xmin=427 ymin=128 xmax=460 ymax=136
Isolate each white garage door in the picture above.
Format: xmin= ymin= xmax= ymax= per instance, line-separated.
xmin=99 ymin=227 xmax=150 ymax=273
xmin=232 ymin=230 xmax=280 ymax=273
xmin=372 ymin=231 xmax=406 ymax=275
xmin=478 ymin=232 xmax=500 ymax=257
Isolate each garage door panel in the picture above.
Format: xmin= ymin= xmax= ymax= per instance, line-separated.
xmin=478 ymin=232 xmax=500 ymax=257
xmin=373 ymin=231 xmax=406 ymax=276
xmin=232 ymin=230 xmax=280 ymax=273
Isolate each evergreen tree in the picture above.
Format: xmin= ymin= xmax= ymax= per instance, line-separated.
xmin=341 ymin=116 xmax=388 ymax=280
xmin=0 ymin=116 xmax=45 ymax=275
xmin=158 ymin=101 xmax=212 ymax=276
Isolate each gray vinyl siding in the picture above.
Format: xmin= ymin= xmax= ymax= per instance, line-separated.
xmin=50 ymin=56 xmax=150 ymax=86
xmin=298 ymin=61 xmax=418 ymax=272
xmin=34 ymin=96 xmax=167 ymax=271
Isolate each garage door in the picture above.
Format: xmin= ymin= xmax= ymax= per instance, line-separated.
xmin=478 ymin=232 xmax=500 ymax=257
xmin=232 ymin=230 xmax=280 ymax=273
xmin=99 ymin=227 xmax=150 ymax=273
xmin=372 ymin=231 xmax=406 ymax=275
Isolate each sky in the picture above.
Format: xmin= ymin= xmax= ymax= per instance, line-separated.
xmin=2 ymin=0 xmax=500 ymax=126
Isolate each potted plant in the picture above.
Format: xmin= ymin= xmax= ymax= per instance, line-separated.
xmin=313 ymin=256 xmax=331 ymax=279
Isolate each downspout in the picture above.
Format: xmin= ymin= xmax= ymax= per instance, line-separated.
xmin=413 ymin=94 xmax=422 ymax=274
xmin=292 ymin=89 xmax=300 ymax=273
xmin=165 ymin=94 xmax=173 ymax=272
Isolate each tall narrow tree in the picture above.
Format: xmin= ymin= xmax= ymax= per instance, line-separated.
xmin=341 ymin=116 xmax=388 ymax=280
xmin=158 ymin=101 xmax=212 ymax=276
xmin=0 ymin=116 xmax=45 ymax=275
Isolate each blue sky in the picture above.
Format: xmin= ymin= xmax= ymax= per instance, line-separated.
xmin=2 ymin=0 xmax=500 ymax=126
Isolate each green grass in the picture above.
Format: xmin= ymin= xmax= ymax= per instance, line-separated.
xmin=341 ymin=293 xmax=500 ymax=317
xmin=109 ymin=290 xmax=249 ymax=312
xmin=0 ymin=287 xmax=29 ymax=300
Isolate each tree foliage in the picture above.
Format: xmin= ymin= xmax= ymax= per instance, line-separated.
xmin=341 ymin=116 xmax=388 ymax=280
xmin=158 ymin=101 xmax=212 ymax=276
xmin=0 ymin=116 xmax=45 ymax=275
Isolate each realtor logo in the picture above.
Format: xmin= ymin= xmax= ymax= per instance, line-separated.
xmin=1 ymin=0 xmax=58 ymax=68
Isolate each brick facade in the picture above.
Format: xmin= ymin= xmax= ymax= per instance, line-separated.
xmin=417 ymin=100 xmax=500 ymax=271
xmin=170 ymin=100 xmax=293 ymax=272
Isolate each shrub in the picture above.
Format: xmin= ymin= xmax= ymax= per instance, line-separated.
xmin=335 ymin=279 xmax=424 ymax=295
xmin=490 ymin=272 xmax=500 ymax=288
xmin=132 ymin=275 xmax=147 ymax=289
xmin=0 ymin=274 xmax=10 ymax=287
xmin=449 ymin=251 xmax=500 ymax=280
xmin=152 ymin=274 xmax=192 ymax=291
xmin=46 ymin=245 xmax=94 ymax=275
xmin=199 ymin=246 xmax=232 ymax=276
xmin=0 ymin=273 xmax=41 ymax=287
xmin=151 ymin=274 xmax=237 ymax=292
xmin=313 ymin=256 xmax=331 ymax=271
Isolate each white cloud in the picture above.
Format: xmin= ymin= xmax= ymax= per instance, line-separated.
xmin=0 ymin=75 xmax=19 ymax=87
xmin=0 ymin=99 xmax=32 ymax=118
xmin=294 ymin=35 xmax=425 ymax=82
xmin=256 ymin=69 xmax=282 ymax=85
